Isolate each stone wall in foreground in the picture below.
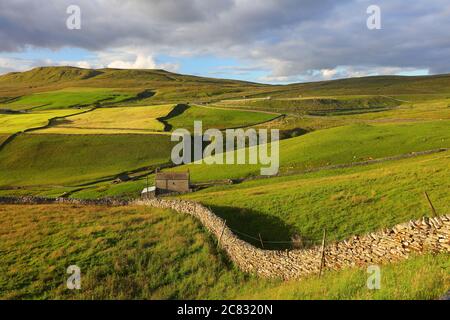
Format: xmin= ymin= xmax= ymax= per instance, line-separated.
xmin=134 ymin=198 xmax=450 ymax=280
xmin=2 ymin=196 xmax=448 ymax=280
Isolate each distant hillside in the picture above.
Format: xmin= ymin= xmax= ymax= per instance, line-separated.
xmin=1 ymin=66 xmax=450 ymax=101
xmin=0 ymin=66 xmax=265 ymax=99
xmin=284 ymin=74 xmax=450 ymax=96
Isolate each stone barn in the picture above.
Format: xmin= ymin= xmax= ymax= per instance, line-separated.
xmin=141 ymin=186 xmax=156 ymax=199
xmin=155 ymin=171 xmax=190 ymax=194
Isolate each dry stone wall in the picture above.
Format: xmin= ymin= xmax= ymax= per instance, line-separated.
xmin=134 ymin=198 xmax=450 ymax=280
xmin=0 ymin=196 xmax=128 ymax=206
xmin=1 ymin=196 xmax=448 ymax=280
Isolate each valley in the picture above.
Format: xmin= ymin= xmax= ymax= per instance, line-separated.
xmin=0 ymin=66 xmax=449 ymax=300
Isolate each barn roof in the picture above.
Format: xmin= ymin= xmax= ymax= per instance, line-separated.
xmin=155 ymin=171 xmax=189 ymax=180
xmin=141 ymin=186 xmax=156 ymax=194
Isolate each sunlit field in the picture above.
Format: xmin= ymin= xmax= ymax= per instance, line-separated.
xmin=1 ymin=204 xmax=448 ymax=300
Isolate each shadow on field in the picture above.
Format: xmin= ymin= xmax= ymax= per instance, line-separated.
xmin=208 ymin=205 xmax=295 ymax=250
xmin=158 ymin=104 xmax=190 ymax=131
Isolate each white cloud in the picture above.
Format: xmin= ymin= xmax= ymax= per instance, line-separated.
xmin=98 ymin=49 xmax=180 ymax=72
xmin=0 ymin=0 xmax=448 ymax=81
xmin=0 ymin=57 xmax=35 ymax=74
xmin=321 ymin=69 xmax=338 ymax=80
xmin=107 ymin=53 xmax=157 ymax=69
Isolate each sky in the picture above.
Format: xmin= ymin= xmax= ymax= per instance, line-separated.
xmin=0 ymin=0 xmax=449 ymax=84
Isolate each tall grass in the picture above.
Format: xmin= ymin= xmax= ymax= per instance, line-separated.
xmin=0 ymin=204 xmax=448 ymax=300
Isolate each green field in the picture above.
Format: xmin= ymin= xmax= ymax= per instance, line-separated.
xmin=180 ymin=151 xmax=450 ymax=247
xmin=0 ymin=109 xmax=83 ymax=134
xmin=0 ymin=88 xmax=135 ymax=111
xmin=0 ymin=134 xmax=10 ymax=145
xmin=69 ymin=179 xmax=149 ymax=199
xmin=1 ymin=204 xmax=447 ymax=299
xmin=165 ymin=120 xmax=450 ymax=182
xmin=217 ymin=95 xmax=401 ymax=115
xmin=1 ymin=67 xmax=450 ymax=300
xmin=0 ymin=134 xmax=174 ymax=186
xmin=53 ymin=118 xmax=450 ymax=202
xmin=39 ymin=104 xmax=176 ymax=134
xmin=166 ymin=105 xmax=279 ymax=131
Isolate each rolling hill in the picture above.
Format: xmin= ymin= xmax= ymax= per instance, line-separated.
xmin=0 ymin=66 xmax=449 ymax=300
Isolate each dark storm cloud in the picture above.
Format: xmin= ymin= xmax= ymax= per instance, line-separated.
xmin=0 ymin=0 xmax=449 ymax=79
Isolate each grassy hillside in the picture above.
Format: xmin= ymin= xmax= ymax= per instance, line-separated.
xmin=58 ymin=119 xmax=450 ymax=199
xmin=1 ymin=66 xmax=449 ymax=300
xmin=0 ymin=67 xmax=266 ymax=103
xmin=3 ymin=67 xmax=450 ymax=105
xmin=0 ymin=109 xmax=83 ymax=134
xmin=0 ymin=204 xmax=245 ymax=299
xmin=166 ymin=120 xmax=450 ymax=182
xmin=0 ymin=135 xmax=9 ymax=145
xmin=39 ymin=104 xmax=176 ymax=134
xmin=281 ymin=74 xmax=450 ymax=97
xmin=0 ymin=88 xmax=134 ymax=111
xmin=166 ymin=105 xmax=279 ymax=131
xmin=217 ymin=95 xmax=401 ymax=115
xmin=0 ymin=134 xmax=174 ymax=186
xmin=180 ymin=151 xmax=450 ymax=247
xmin=1 ymin=204 xmax=448 ymax=299
xmin=242 ymin=253 xmax=449 ymax=300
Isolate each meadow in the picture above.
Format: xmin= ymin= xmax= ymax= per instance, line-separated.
xmin=0 ymin=67 xmax=449 ymax=300
xmin=166 ymin=120 xmax=450 ymax=182
xmin=39 ymin=104 xmax=176 ymax=134
xmin=217 ymin=95 xmax=401 ymax=115
xmin=0 ymin=135 xmax=9 ymax=145
xmin=180 ymin=151 xmax=450 ymax=247
xmin=0 ymin=204 xmax=447 ymax=299
xmin=0 ymin=87 xmax=135 ymax=111
xmin=0 ymin=109 xmax=83 ymax=134
xmin=165 ymin=104 xmax=280 ymax=131
xmin=0 ymin=134 xmax=174 ymax=186
xmin=36 ymin=118 xmax=450 ymax=200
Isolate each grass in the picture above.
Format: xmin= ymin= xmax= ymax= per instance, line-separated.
xmin=0 ymin=135 xmax=10 ymax=145
xmin=0 ymin=204 xmax=248 ymax=299
xmin=180 ymin=151 xmax=450 ymax=247
xmin=0 ymin=88 xmax=134 ymax=111
xmin=0 ymin=109 xmax=83 ymax=134
xmin=70 ymin=179 xmax=149 ymax=200
xmin=166 ymin=104 xmax=279 ymax=131
xmin=242 ymin=253 xmax=449 ymax=300
xmin=217 ymin=95 xmax=400 ymax=115
xmin=0 ymin=204 xmax=448 ymax=299
xmin=38 ymin=104 xmax=176 ymax=134
xmin=0 ymin=134 xmax=175 ymax=186
xmin=166 ymin=120 xmax=450 ymax=183
xmin=37 ymin=119 xmax=450 ymax=200
xmin=1 ymin=67 xmax=450 ymax=300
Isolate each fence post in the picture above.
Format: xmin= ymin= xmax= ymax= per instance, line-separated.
xmin=424 ymin=192 xmax=438 ymax=216
xmin=217 ymin=219 xmax=227 ymax=249
xmin=258 ymin=233 xmax=265 ymax=249
xmin=319 ymin=229 xmax=327 ymax=277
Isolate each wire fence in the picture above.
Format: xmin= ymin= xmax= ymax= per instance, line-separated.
xmin=227 ymin=227 xmax=322 ymax=248
xmin=212 ymin=192 xmax=449 ymax=250
xmin=225 ymin=208 xmax=450 ymax=249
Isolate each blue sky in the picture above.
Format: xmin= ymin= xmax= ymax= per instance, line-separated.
xmin=0 ymin=0 xmax=447 ymax=84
